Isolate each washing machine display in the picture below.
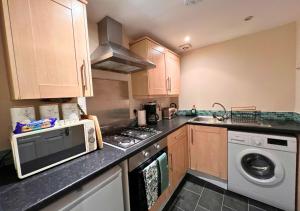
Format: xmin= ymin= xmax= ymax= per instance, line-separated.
xmin=228 ymin=131 xmax=297 ymax=211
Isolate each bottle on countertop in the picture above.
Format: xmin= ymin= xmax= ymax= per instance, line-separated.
xmin=191 ymin=105 xmax=197 ymax=116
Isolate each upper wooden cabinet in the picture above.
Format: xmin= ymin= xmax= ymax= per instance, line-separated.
xmin=188 ymin=125 xmax=228 ymax=180
xmin=130 ymin=37 xmax=180 ymax=97
xmin=165 ymin=50 xmax=180 ymax=95
xmin=1 ymin=0 xmax=93 ymax=99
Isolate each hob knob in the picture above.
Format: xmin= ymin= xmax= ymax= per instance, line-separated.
xmin=154 ymin=144 xmax=160 ymax=149
xmin=142 ymin=151 xmax=150 ymax=157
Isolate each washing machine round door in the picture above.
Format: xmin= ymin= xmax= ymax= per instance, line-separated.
xmin=236 ymin=149 xmax=284 ymax=186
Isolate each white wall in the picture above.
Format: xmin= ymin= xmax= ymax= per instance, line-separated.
xmin=179 ymin=23 xmax=296 ymax=112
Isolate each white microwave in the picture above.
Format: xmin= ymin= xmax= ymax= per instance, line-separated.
xmin=10 ymin=119 xmax=97 ymax=179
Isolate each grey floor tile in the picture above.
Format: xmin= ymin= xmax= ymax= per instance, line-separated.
xmin=195 ymin=205 xmax=209 ymax=211
xmin=223 ymin=191 xmax=248 ymax=211
xmin=175 ymin=189 xmax=200 ymax=211
xmin=198 ymin=188 xmax=223 ymax=211
xmin=169 ymin=205 xmax=184 ymax=211
xmin=249 ymin=205 xmax=265 ymax=211
xmin=222 ymin=206 xmax=234 ymax=211
xmin=183 ymin=180 xmax=205 ymax=195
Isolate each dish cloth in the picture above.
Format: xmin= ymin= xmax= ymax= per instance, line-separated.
xmin=157 ymin=152 xmax=169 ymax=193
xmin=142 ymin=160 xmax=159 ymax=209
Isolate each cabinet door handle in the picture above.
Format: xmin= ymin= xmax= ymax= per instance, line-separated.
xmin=166 ymin=77 xmax=170 ymax=92
xmin=191 ymin=128 xmax=194 ymax=145
xmin=169 ymin=77 xmax=172 ymax=92
xmin=169 ymin=153 xmax=173 ymax=171
xmin=81 ymin=60 xmax=87 ymax=91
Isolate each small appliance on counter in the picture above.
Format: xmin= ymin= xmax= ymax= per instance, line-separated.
xmin=144 ymin=102 xmax=159 ymax=125
xmin=137 ymin=110 xmax=147 ymax=126
xmin=10 ymin=119 xmax=97 ymax=179
xmin=162 ymin=103 xmax=178 ymax=119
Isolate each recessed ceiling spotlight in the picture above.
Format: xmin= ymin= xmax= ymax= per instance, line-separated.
xmin=244 ymin=16 xmax=254 ymax=22
xmin=184 ymin=36 xmax=191 ymax=43
xmin=184 ymin=0 xmax=203 ymax=6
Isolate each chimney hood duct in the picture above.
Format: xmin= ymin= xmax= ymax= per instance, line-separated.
xmin=91 ymin=16 xmax=156 ymax=73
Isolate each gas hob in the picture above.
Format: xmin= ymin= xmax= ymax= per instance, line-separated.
xmin=103 ymin=127 xmax=161 ymax=150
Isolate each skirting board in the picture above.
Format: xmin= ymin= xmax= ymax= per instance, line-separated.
xmin=187 ymin=169 xmax=228 ymax=190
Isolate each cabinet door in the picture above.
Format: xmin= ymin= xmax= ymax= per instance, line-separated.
xmin=147 ymin=44 xmax=167 ymax=95
xmin=189 ymin=125 xmax=227 ymax=180
xmin=3 ymin=0 xmax=88 ymax=99
xmin=168 ymin=126 xmax=188 ymax=193
xmin=72 ymin=0 xmax=93 ymax=97
xmin=165 ymin=51 xmax=180 ymax=95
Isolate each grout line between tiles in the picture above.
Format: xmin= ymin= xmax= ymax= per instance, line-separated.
xmin=193 ymin=184 xmax=206 ymax=211
xmin=183 ymin=187 xmax=202 ymax=196
xmin=175 ymin=205 xmax=185 ymax=211
xmin=223 ymin=205 xmax=235 ymax=211
xmin=221 ymin=193 xmax=225 ymax=211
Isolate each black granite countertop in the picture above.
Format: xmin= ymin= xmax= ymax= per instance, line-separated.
xmin=0 ymin=116 xmax=299 ymax=211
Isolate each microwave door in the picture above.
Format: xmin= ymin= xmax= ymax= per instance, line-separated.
xmin=16 ymin=125 xmax=87 ymax=177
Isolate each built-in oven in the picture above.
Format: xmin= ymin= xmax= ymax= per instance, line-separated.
xmin=128 ymin=138 xmax=168 ymax=211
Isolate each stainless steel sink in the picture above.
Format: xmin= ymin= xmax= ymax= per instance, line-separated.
xmin=189 ymin=116 xmax=272 ymax=127
xmin=189 ymin=116 xmax=224 ymax=124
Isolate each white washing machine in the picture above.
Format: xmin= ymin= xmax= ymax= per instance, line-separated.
xmin=228 ymin=131 xmax=297 ymax=211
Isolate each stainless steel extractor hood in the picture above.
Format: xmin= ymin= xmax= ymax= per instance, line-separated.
xmin=91 ymin=16 xmax=156 ymax=73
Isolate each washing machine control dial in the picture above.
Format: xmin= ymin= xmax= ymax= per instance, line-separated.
xmin=254 ymin=140 xmax=262 ymax=146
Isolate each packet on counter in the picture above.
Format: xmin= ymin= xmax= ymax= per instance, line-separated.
xmin=13 ymin=118 xmax=57 ymax=134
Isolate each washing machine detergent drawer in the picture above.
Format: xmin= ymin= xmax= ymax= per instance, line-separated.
xmin=228 ymin=143 xmax=296 ymax=211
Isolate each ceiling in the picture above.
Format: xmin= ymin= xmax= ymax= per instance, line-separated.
xmin=87 ymin=0 xmax=300 ymax=53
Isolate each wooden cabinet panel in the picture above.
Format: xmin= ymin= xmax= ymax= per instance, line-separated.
xmin=168 ymin=126 xmax=188 ymax=193
xmin=72 ymin=0 xmax=93 ymax=97
xmin=189 ymin=125 xmax=228 ymax=180
xmin=148 ymin=47 xmax=167 ymax=95
xmin=1 ymin=0 xmax=91 ymax=99
xmin=165 ymin=51 xmax=180 ymax=95
xmin=130 ymin=37 xmax=179 ymax=97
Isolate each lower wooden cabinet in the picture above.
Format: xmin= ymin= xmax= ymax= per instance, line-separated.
xmin=188 ymin=125 xmax=228 ymax=180
xmin=168 ymin=126 xmax=188 ymax=193
xmin=149 ymin=126 xmax=188 ymax=211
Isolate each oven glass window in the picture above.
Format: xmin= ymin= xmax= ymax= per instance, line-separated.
xmin=241 ymin=153 xmax=275 ymax=180
xmin=17 ymin=125 xmax=86 ymax=175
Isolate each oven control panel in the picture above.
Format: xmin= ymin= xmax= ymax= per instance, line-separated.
xmin=128 ymin=138 xmax=167 ymax=172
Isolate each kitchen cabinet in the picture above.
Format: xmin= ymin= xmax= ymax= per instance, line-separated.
xmin=130 ymin=37 xmax=180 ymax=97
xmin=1 ymin=0 xmax=93 ymax=99
xmin=165 ymin=50 xmax=180 ymax=95
xmin=168 ymin=126 xmax=188 ymax=193
xmin=188 ymin=125 xmax=228 ymax=180
xmin=42 ymin=166 xmax=124 ymax=211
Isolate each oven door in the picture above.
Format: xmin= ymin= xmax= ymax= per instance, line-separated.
xmin=14 ymin=124 xmax=87 ymax=178
xmin=129 ymin=149 xmax=166 ymax=211
xmin=236 ymin=148 xmax=284 ymax=186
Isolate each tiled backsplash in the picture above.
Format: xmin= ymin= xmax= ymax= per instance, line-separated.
xmin=177 ymin=110 xmax=300 ymax=122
